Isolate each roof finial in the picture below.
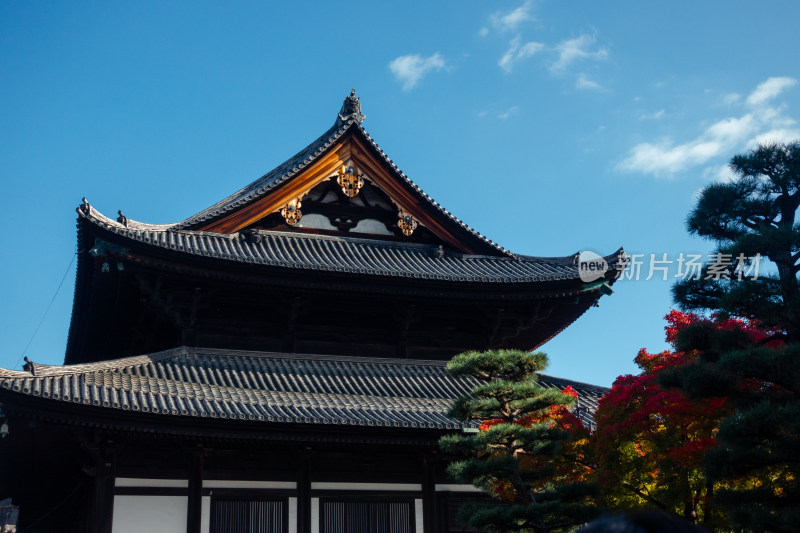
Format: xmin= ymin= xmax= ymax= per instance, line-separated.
xmin=337 ymin=89 xmax=365 ymax=126
xmin=23 ymin=357 xmax=36 ymax=375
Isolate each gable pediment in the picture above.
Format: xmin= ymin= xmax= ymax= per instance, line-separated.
xmin=195 ymin=131 xmax=503 ymax=255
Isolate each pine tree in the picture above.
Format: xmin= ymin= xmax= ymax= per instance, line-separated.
xmin=663 ymin=141 xmax=800 ymax=531
xmin=439 ymin=349 xmax=600 ymax=532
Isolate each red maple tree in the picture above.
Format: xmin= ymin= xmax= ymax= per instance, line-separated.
xmin=591 ymin=310 xmax=773 ymax=527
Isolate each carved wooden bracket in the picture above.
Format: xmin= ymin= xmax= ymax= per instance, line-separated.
xmin=397 ymin=208 xmax=418 ymax=236
xmin=336 ymin=164 xmax=365 ymax=198
xmin=280 ymin=197 xmax=303 ymax=226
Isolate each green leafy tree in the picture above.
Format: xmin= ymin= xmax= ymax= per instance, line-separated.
xmin=673 ymin=141 xmax=800 ymax=338
xmin=439 ymin=349 xmax=600 ymax=532
xmin=663 ymin=141 xmax=800 ymax=531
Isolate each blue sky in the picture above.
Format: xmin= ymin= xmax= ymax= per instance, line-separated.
xmin=2 ymin=1 xmax=799 ymax=386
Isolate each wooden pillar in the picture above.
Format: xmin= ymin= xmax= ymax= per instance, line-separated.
xmin=88 ymin=437 xmax=115 ymax=533
xmin=422 ymin=452 xmax=437 ymax=533
xmin=187 ymin=450 xmax=204 ymax=533
xmin=283 ymin=297 xmax=303 ymax=353
xmin=297 ymin=449 xmax=311 ymax=533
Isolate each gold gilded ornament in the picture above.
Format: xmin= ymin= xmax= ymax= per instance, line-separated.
xmin=397 ymin=209 xmax=418 ymax=236
xmin=280 ymin=197 xmax=303 ymax=226
xmin=337 ymin=164 xmax=364 ymax=198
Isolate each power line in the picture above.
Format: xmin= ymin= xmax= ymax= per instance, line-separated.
xmin=24 ymin=478 xmax=87 ymax=531
xmin=14 ymin=252 xmax=77 ymax=370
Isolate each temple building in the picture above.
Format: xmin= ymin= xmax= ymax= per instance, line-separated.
xmin=0 ymin=92 xmax=623 ymax=533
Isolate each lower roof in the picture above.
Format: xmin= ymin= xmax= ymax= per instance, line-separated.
xmin=0 ymin=348 xmax=607 ymax=431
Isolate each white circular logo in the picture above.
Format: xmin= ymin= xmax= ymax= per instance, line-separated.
xmin=578 ymin=251 xmax=608 ymax=282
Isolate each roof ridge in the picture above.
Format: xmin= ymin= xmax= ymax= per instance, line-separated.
xmin=4 ymin=347 xmax=186 ymax=377
xmin=187 ymin=347 xmax=455 ymax=367
xmin=1 ymin=347 xmax=609 ymax=391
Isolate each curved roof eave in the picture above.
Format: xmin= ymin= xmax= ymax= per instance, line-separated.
xmin=77 ymin=204 xmax=626 ymax=287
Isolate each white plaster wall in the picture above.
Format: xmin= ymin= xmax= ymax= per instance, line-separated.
xmin=414 ymin=498 xmax=424 ymax=533
xmin=202 ymin=480 xmax=296 ymax=489
xmin=111 ymin=495 xmax=187 ymax=533
xmin=435 ymin=483 xmax=482 ymax=492
xmin=296 ymin=214 xmax=337 ymax=231
xmin=310 ymin=482 xmax=421 ymax=491
xmin=310 ymin=497 xmax=319 ymax=533
xmin=288 ymin=497 xmax=298 ymax=533
xmin=351 ymin=219 xmax=393 ymax=235
xmin=200 ymin=496 xmax=210 ymax=533
xmin=115 ymin=478 xmax=188 ymax=488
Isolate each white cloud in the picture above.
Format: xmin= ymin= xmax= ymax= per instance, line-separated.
xmin=576 ymin=74 xmax=602 ymax=91
xmin=498 ymin=37 xmax=544 ymax=73
xmin=389 ymin=53 xmax=446 ymax=91
xmin=618 ymin=77 xmax=799 ymax=177
xmin=489 ymin=0 xmax=534 ymax=33
xmin=619 ymin=140 xmax=722 ymax=176
xmin=641 ymin=109 xmax=666 ymax=120
xmin=749 ymin=128 xmax=800 ymax=148
xmin=746 ymin=77 xmax=797 ymax=106
xmin=482 ymin=7 xmax=609 ymax=88
xmin=497 ymin=106 xmax=519 ymax=120
xmin=551 ymin=34 xmax=608 ymax=72
xmin=723 ymin=93 xmax=741 ymax=105
xmin=703 ymin=164 xmax=738 ymax=183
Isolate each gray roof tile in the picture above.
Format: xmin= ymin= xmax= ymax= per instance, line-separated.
xmin=1 ymin=348 xmax=607 ymax=431
xmin=81 ymin=206 xmax=624 ymax=285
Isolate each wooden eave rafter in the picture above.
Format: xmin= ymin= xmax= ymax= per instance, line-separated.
xmin=196 ymin=131 xmax=481 ymax=254
xmin=197 ymin=141 xmax=353 ymax=234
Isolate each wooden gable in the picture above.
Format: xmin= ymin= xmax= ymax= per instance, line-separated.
xmin=195 ymin=131 xmax=495 ymax=255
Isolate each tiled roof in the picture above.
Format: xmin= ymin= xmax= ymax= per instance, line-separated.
xmin=116 ymin=96 xmax=514 ymax=257
xmin=172 ymin=121 xmax=350 ymax=231
xmin=82 ymin=207 xmax=624 ymax=285
xmin=0 ymin=348 xmax=607 ymax=431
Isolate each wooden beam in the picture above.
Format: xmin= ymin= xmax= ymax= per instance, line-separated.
xmin=88 ymin=436 xmax=115 ymax=533
xmin=198 ymin=144 xmax=352 ymax=233
xmin=422 ymin=452 xmax=437 ymax=533
xmin=297 ymin=449 xmax=311 ymax=533
xmin=186 ymin=449 xmax=203 ymax=533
